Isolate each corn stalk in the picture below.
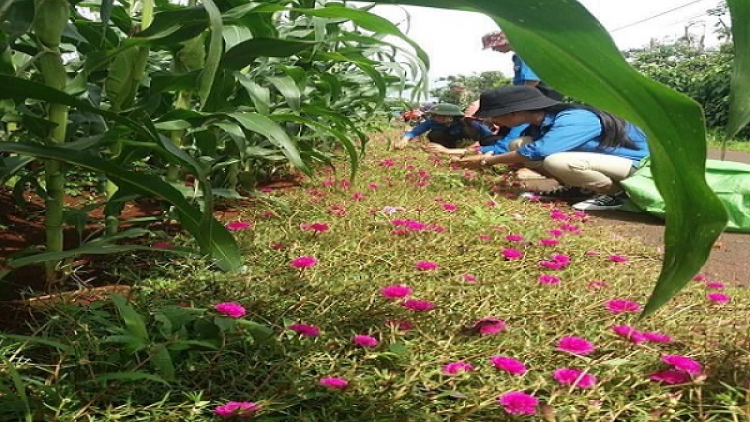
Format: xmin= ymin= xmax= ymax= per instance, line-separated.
xmin=33 ymin=0 xmax=70 ymax=285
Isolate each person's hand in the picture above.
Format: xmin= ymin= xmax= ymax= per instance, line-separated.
xmin=393 ymin=137 xmax=410 ymax=150
xmin=423 ymin=143 xmax=449 ymax=155
xmin=452 ymin=152 xmax=493 ymax=170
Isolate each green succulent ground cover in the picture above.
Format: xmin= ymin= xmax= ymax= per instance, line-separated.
xmin=2 ymin=129 xmax=749 ymax=421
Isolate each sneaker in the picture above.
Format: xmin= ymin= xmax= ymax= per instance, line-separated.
xmin=573 ymin=194 xmax=626 ymax=211
xmin=520 ymin=185 xmax=593 ymax=200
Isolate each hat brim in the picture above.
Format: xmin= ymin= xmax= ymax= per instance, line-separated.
xmin=474 ymin=95 xmax=559 ymax=118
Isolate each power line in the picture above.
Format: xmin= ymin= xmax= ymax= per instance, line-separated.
xmin=611 ymin=0 xmax=713 ymax=32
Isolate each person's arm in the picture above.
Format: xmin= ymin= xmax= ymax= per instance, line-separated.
xmin=453 ymin=150 xmax=528 ymax=170
xmin=395 ymin=120 xmax=434 ymax=149
xmin=424 ymin=143 xmax=471 ymax=156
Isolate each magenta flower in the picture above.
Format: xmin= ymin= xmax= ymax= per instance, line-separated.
xmin=368 ymin=183 xmax=379 ymax=189
xmin=151 ymin=241 xmax=174 ymax=249
xmin=553 ymin=368 xmax=597 ymax=389
xmin=300 ymin=222 xmax=329 ymax=233
xmin=287 ymin=323 xmax=320 ymax=337
xmin=472 ymin=317 xmax=507 ymax=336
xmin=549 ymin=229 xmax=564 ymax=237
xmin=402 ymin=299 xmax=435 ymax=312
xmin=442 ymin=203 xmax=458 ymax=212
xmin=707 ymin=293 xmax=730 ymax=304
xmin=489 ymin=356 xmax=527 ymax=375
xmin=406 ymin=220 xmax=427 ymax=231
xmin=538 ymin=274 xmax=561 ymax=285
xmin=290 ymin=256 xmax=317 ymax=268
xmin=585 ymin=250 xmax=600 ymax=256
xmin=351 ymin=192 xmax=364 ymax=201
xmin=226 ymin=221 xmax=253 ymax=231
xmin=442 ymin=361 xmax=474 ymax=375
xmin=539 ymin=260 xmax=564 ymax=270
xmin=539 ymin=238 xmax=559 ymax=246
xmin=497 ymin=391 xmax=538 ymax=416
xmin=415 ymin=261 xmax=438 ymax=271
xmin=611 ymin=325 xmax=646 ymax=343
xmin=608 ymin=254 xmax=629 ymax=263
xmin=693 ymin=274 xmax=707 ymax=281
xmin=462 ymin=274 xmax=477 ymax=283
xmin=385 ymin=319 xmax=414 ymax=331
xmin=213 ymin=401 xmax=261 ymax=419
xmin=505 ymin=234 xmax=524 ymax=242
xmin=605 ymin=299 xmax=642 ymax=314
xmin=587 ymin=280 xmax=609 ymax=290
xmin=352 ymin=334 xmax=379 ymax=348
xmin=319 ymin=376 xmax=348 ymax=389
xmin=650 ymin=369 xmax=691 ymax=385
xmin=643 ymin=331 xmax=673 ymax=343
xmin=214 ymin=302 xmax=247 ymax=318
xmin=380 ymin=284 xmax=413 ymax=300
xmin=502 ymin=248 xmax=523 ymax=260
xmin=662 ymin=355 xmax=702 ymax=375
xmin=557 ymin=336 xmax=595 ymax=356
xmin=551 ymin=253 xmax=570 ymax=264
xmin=705 ymin=281 xmax=726 ymax=290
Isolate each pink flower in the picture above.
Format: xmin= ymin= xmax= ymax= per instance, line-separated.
xmin=585 ymin=250 xmax=600 ymax=256
xmin=415 ymin=261 xmax=438 ymax=271
xmin=368 ymin=183 xmax=379 ymax=189
xmin=287 ymin=323 xmax=320 ymax=337
xmin=553 ymin=368 xmax=597 ymax=389
xmin=380 ymin=284 xmax=413 ymax=300
xmin=300 ymin=222 xmax=329 ymax=233
xmin=650 ymin=370 xmax=691 ymax=385
xmin=505 ymin=234 xmax=525 ymax=242
xmin=662 ymin=355 xmax=702 ymax=375
xmin=226 ymin=221 xmax=253 ymax=231
xmin=270 ymin=242 xmax=285 ymax=250
xmin=551 ymin=253 xmax=570 ymax=264
xmin=538 ymin=274 xmax=561 ymax=285
xmin=608 ymin=254 xmax=629 ymax=263
xmin=319 ymin=376 xmax=348 ymax=389
xmin=693 ymin=274 xmax=707 ymax=281
xmin=151 ymin=241 xmax=174 ymax=249
xmin=539 ymin=260 xmax=564 ymax=270
xmin=478 ymin=234 xmax=491 ymax=241
xmin=214 ymin=302 xmax=247 ymax=318
xmin=214 ymin=401 xmax=261 ymax=419
xmin=472 ymin=317 xmax=507 ymax=336
xmin=385 ymin=319 xmax=414 ymax=331
xmin=489 ymin=356 xmax=527 ymax=375
xmin=290 ymin=256 xmax=317 ymax=268
xmin=705 ymin=281 xmax=725 ymax=290
xmin=497 ymin=391 xmax=538 ymax=416
xmin=442 ymin=361 xmax=474 ymax=375
xmin=605 ymin=299 xmax=642 ymax=314
xmin=401 ymin=299 xmax=435 ymax=312
xmin=643 ymin=331 xmax=673 ymax=343
xmin=351 ymin=192 xmax=364 ymax=201
xmin=707 ymin=293 xmax=730 ymax=304
xmin=502 ymin=249 xmax=523 ymax=260
xmin=352 ymin=334 xmax=379 ymax=348
xmin=549 ymin=229 xmax=564 ymax=237
xmin=442 ymin=203 xmax=458 ymax=212
xmin=405 ymin=221 xmax=427 ymax=231
xmin=539 ymin=238 xmax=559 ymax=246
xmin=462 ymin=274 xmax=477 ymax=283
xmin=587 ymin=280 xmax=608 ymax=290
xmin=611 ymin=325 xmax=646 ymax=343
xmin=557 ymin=336 xmax=595 ymax=356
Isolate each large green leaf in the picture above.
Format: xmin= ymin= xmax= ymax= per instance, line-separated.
xmin=726 ymin=0 xmax=750 ymax=138
xmin=222 ymin=38 xmax=318 ymax=70
xmin=197 ymin=0 xmax=223 ymax=110
xmin=266 ymin=75 xmax=302 ymax=112
xmin=369 ymin=0 xmax=728 ymax=315
xmin=0 ymin=143 xmax=244 ymax=272
xmin=225 ymin=112 xmax=311 ymax=175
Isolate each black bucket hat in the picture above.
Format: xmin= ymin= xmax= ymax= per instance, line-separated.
xmin=474 ymin=86 xmax=559 ymax=118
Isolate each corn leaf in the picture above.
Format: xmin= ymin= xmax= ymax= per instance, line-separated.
xmin=726 ymin=0 xmax=750 ymax=138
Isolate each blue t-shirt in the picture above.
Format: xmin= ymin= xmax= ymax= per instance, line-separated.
xmin=480 ymin=124 xmax=529 ymax=154
xmin=516 ymin=109 xmax=649 ymax=166
xmin=512 ymin=55 xmax=541 ymax=85
xmin=403 ymin=119 xmax=494 ymax=139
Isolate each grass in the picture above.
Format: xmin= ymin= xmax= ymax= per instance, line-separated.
xmin=1 ymin=128 xmax=750 ymax=421
xmin=707 ymin=131 xmax=750 ymax=153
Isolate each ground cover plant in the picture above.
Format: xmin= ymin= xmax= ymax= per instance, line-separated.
xmin=2 ymin=131 xmax=749 ymax=421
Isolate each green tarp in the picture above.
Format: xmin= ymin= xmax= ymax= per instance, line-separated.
xmin=622 ymin=159 xmax=750 ymax=232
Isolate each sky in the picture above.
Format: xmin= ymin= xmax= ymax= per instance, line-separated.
xmin=368 ymin=0 xmax=726 ymax=84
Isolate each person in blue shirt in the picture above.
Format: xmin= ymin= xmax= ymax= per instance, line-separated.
xmin=394 ymin=103 xmax=495 ymax=151
xmin=455 ymin=86 xmax=650 ymax=211
xmin=481 ymin=31 xmax=563 ymax=101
